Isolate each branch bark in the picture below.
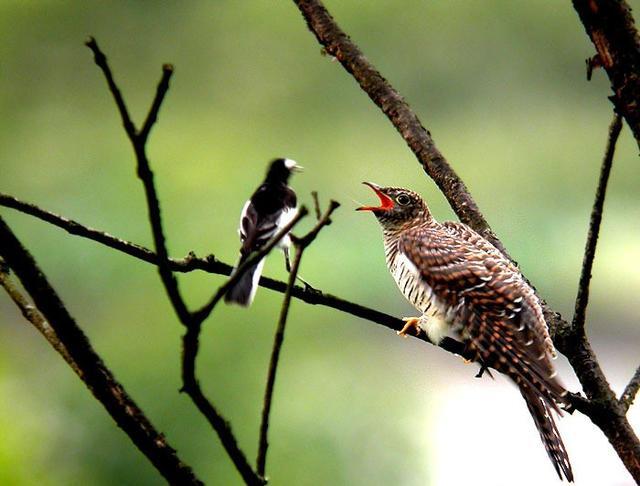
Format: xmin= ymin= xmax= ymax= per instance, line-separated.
xmin=572 ymin=114 xmax=622 ymax=336
xmin=573 ymin=0 xmax=640 ymax=148
xmin=0 ymin=217 xmax=203 ymax=485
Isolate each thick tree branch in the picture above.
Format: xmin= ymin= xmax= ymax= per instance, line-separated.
xmin=573 ymin=0 xmax=640 ymax=148
xmin=293 ymin=0 xmax=503 ymax=254
xmin=257 ymin=201 xmax=339 ymax=477
xmin=0 ymin=217 xmax=202 ymax=485
xmin=572 ymin=113 xmax=622 ymax=335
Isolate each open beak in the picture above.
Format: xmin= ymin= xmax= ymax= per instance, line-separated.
xmin=292 ymin=163 xmax=304 ymax=173
xmin=356 ymin=182 xmax=394 ymax=212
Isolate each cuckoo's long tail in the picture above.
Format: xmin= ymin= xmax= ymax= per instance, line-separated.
xmin=224 ymin=257 xmax=265 ymax=307
xmin=520 ymin=385 xmax=574 ymax=482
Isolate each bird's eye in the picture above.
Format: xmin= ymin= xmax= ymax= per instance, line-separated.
xmin=396 ymin=193 xmax=411 ymax=206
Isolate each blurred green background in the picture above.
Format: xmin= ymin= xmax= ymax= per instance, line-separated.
xmin=1 ymin=1 xmax=639 ymax=485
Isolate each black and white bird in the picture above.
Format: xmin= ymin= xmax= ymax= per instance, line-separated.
xmin=225 ymin=158 xmax=301 ymax=307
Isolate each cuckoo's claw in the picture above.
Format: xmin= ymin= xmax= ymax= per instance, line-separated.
xmin=397 ymin=317 xmax=421 ymax=338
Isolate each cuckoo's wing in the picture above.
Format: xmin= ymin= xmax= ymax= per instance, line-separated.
xmin=441 ymin=220 xmax=557 ymax=359
xmin=399 ymin=225 xmax=566 ymax=407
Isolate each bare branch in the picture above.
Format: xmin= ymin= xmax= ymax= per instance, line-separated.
xmin=0 ymin=216 xmax=203 ymax=485
xmin=572 ymin=113 xmax=622 ymax=335
xmin=257 ymin=201 xmax=339 ymax=477
xmin=572 ymin=0 xmax=640 ymax=148
xmin=140 ymin=64 xmax=174 ymax=143
xmin=293 ymin=0 xmax=503 ymax=254
xmin=85 ymin=37 xmax=137 ymax=139
xmin=0 ymin=262 xmax=79 ymax=376
xmin=621 ymin=364 xmax=640 ymax=413
xmin=311 ymin=191 xmax=321 ymax=220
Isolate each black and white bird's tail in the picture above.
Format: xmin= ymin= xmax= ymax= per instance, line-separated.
xmin=520 ymin=386 xmax=574 ymax=482
xmin=224 ymin=257 xmax=266 ymax=307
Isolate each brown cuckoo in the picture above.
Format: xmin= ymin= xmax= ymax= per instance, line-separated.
xmin=357 ymin=182 xmax=573 ymax=482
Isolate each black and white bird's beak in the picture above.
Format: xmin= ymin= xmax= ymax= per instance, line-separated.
xmin=284 ymin=158 xmax=304 ymax=173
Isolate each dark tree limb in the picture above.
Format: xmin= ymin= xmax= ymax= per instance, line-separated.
xmin=572 ymin=113 xmax=622 ymax=335
xmin=86 ymin=38 xmax=264 ymax=486
xmin=0 ymin=217 xmax=203 ymax=485
xmin=0 ymin=194 xmax=469 ymax=358
xmin=257 ymin=201 xmax=339 ymax=477
xmin=572 ymin=0 xmax=640 ymax=148
xmin=291 ymin=0 xmax=640 ymax=480
xmin=621 ymin=365 xmax=640 ymax=412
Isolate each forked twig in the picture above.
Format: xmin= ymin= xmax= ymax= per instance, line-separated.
xmin=256 ymin=201 xmax=339 ymax=477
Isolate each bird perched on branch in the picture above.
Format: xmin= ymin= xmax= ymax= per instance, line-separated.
xmin=357 ymin=182 xmax=573 ymax=482
xmin=225 ymin=158 xmax=301 ymax=307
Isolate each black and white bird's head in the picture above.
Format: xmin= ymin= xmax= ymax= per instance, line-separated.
xmin=265 ymin=158 xmax=303 ymax=184
xmin=357 ymin=182 xmax=431 ymax=230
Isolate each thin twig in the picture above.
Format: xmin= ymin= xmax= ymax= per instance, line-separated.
xmin=140 ymin=64 xmax=174 ymax=143
xmin=620 ymin=364 xmax=640 ymax=412
xmin=256 ymin=201 xmax=339 ymax=477
xmin=0 ymin=263 xmax=80 ymax=376
xmin=0 ymin=216 xmax=203 ymax=485
xmin=572 ymin=113 xmax=622 ymax=335
xmin=85 ymin=37 xmax=137 ymax=139
xmin=311 ymin=191 xmax=321 ymax=220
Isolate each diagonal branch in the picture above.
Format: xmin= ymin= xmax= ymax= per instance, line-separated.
xmin=0 ymin=216 xmax=203 ymax=485
xmin=572 ymin=0 xmax=640 ymax=148
xmin=293 ymin=0 xmax=502 ymax=254
xmin=256 ymin=201 xmax=339 ymax=477
xmin=0 ymin=262 xmax=80 ymax=376
xmin=572 ymin=113 xmax=622 ymax=335
xmin=85 ymin=37 xmax=137 ymax=140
